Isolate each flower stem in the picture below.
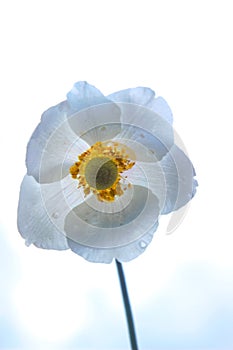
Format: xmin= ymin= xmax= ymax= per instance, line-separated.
xmin=115 ymin=260 xmax=139 ymax=350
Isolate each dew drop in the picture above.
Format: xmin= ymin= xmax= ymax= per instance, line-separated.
xmin=25 ymin=240 xmax=31 ymax=247
xmin=139 ymin=240 xmax=147 ymax=249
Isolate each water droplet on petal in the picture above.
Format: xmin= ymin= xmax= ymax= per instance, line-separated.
xmin=25 ymin=239 xmax=32 ymax=247
xmin=52 ymin=212 xmax=59 ymax=219
xmin=139 ymin=240 xmax=147 ymax=249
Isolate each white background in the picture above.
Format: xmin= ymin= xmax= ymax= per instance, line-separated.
xmin=0 ymin=1 xmax=233 ymax=349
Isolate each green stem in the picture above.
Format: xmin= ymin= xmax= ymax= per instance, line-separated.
xmin=115 ymin=260 xmax=139 ymax=350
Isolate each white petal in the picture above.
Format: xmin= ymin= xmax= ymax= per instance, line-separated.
xmin=65 ymin=185 xmax=160 ymax=263
xmin=114 ymin=222 xmax=158 ymax=262
xmin=67 ymin=222 xmax=158 ymax=263
xmin=147 ymin=96 xmax=173 ymax=124
xmin=40 ymin=174 xmax=84 ymax=233
xmin=17 ymin=175 xmax=69 ymax=250
xmin=26 ymin=101 xmax=88 ymax=183
xmin=108 ymin=87 xmax=155 ymax=105
xmin=108 ymin=87 xmax=173 ymax=124
xmin=68 ymin=102 xmax=121 ymax=145
xmin=159 ymin=145 xmax=197 ymax=214
xmin=39 ymin=122 xmax=88 ymax=183
xmin=26 ymin=102 xmax=68 ymax=182
xmin=67 ymin=81 xmax=109 ymax=110
xmin=125 ymin=160 xmax=167 ymax=212
xmin=127 ymin=145 xmax=197 ymax=214
xmin=67 ymin=81 xmax=122 ymax=143
xmin=114 ymin=123 xmax=171 ymax=162
xmin=116 ymin=103 xmax=173 ymax=160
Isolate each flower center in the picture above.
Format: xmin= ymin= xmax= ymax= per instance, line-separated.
xmin=85 ymin=157 xmax=118 ymax=190
xmin=70 ymin=141 xmax=135 ymax=202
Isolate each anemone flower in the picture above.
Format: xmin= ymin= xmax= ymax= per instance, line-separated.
xmin=17 ymin=82 xmax=197 ymax=349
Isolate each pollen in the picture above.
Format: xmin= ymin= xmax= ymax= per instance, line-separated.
xmin=69 ymin=141 xmax=135 ymax=202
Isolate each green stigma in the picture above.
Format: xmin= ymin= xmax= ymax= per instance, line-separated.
xmin=85 ymin=157 xmax=118 ymax=190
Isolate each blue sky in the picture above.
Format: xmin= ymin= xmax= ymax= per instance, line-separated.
xmin=1 ymin=1 xmax=233 ymax=349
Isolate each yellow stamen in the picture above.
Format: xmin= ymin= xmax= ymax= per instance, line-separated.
xmin=69 ymin=141 xmax=135 ymax=202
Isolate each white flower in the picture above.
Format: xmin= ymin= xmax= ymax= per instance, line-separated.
xmin=17 ymin=82 xmax=197 ymax=263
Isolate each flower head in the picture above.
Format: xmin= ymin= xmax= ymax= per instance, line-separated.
xmin=17 ymin=82 xmax=197 ymax=263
